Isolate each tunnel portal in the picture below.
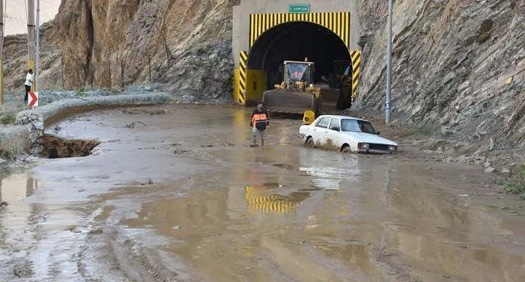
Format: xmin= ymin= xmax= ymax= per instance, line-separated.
xmin=248 ymin=22 xmax=351 ymax=90
xmin=232 ymin=1 xmax=361 ymax=107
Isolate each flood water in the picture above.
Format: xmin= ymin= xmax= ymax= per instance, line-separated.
xmin=1 ymin=105 xmax=525 ymax=281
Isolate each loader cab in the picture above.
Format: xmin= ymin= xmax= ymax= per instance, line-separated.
xmin=282 ymin=61 xmax=315 ymax=89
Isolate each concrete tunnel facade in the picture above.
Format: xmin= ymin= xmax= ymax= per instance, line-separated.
xmin=232 ymin=0 xmax=361 ymax=106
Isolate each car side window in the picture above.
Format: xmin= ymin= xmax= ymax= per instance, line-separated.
xmin=328 ymin=119 xmax=340 ymax=131
xmin=341 ymin=119 xmax=360 ymax=132
xmin=316 ymin=117 xmax=330 ymax=128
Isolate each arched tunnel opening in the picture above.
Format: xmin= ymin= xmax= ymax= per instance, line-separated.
xmin=248 ymin=22 xmax=351 ymax=90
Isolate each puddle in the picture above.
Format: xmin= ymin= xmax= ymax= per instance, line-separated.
xmin=0 ymin=173 xmax=38 ymax=211
xmin=0 ymin=173 xmax=38 ymax=251
xmin=111 ymin=152 xmax=525 ymax=281
xmin=115 ymin=173 xmax=384 ymax=281
xmin=7 ymin=105 xmax=525 ymax=281
xmin=244 ymin=184 xmax=310 ymax=213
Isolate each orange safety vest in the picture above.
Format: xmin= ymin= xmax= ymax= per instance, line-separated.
xmin=251 ymin=112 xmax=269 ymax=126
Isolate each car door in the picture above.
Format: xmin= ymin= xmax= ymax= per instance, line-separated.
xmin=312 ymin=116 xmax=331 ymax=146
xmin=326 ymin=118 xmax=342 ymax=149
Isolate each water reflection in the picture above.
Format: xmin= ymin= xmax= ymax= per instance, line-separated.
xmin=0 ymin=173 xmax=38 ymax=245
xmin=244 ymin=185 xmax=310 ymax=214
xmin=0 ymin=173 xmax=38 ymax=209
xmin=298 ymin=148 xmax=360 ymax=190
xmin=100 ymin=105 xmax=525 ymax=281
xmin=231 ymin=108 xmax=250 ymax=143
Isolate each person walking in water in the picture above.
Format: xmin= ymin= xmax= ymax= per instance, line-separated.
xmin=250 ymin=102 xmax=270 ymax=147
xmin=24 ymin=69 xmax=34 ymax=102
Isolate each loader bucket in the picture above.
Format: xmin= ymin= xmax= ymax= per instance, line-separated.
xmin=262 ymin=89 xmax=318 ymax=115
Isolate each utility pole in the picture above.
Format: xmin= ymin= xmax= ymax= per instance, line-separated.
xmin=27 ymin=0 xmax=36 ymax=91
xmin=0 ymin=0 xmax=4 ymax=105
xmin=35 ymin=0 xmax=40 ymax=91
xmin=385 ymin=0 xmax=393 ymax=123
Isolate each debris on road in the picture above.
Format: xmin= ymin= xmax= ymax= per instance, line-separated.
xmin=126 ymin=121 xmax=147 ymax=128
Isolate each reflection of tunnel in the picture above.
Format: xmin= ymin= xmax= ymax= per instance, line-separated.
xmin=244 ymin=185 xmax=310 ymax=214
xmin=248 ymin=22 xmax=351 ymax=89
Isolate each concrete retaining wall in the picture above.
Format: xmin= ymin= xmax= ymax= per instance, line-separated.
xmin=0 ymin=125 xmax=31 ymax=161
xmin=0 ymin=93 xmax=170 ymax=159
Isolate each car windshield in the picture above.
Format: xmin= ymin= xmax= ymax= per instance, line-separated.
xmin=341 ymin=119 xmax=377 ymax=134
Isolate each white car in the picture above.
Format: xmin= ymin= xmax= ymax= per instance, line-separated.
xmin=299 ymin=115 xmax=398 ymax=154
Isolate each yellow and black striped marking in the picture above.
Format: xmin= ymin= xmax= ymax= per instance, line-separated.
xmin=245 ymin=195 xmax=297 ymax=214
xmin=245 ymin=185 xmax=298 ymax=214
xmin=250 ymin=12 xmax=351 ymax=49
xmin=351 ymin=50 xmax=361 ymax=98
xmin=238 ymin=51 xmax=248 ymax=105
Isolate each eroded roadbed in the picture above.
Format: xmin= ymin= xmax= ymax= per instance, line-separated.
xmin=1 ymin=105 xmax=525 ymax=281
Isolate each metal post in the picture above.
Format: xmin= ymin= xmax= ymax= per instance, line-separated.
xmin=385 ymin=0 xmax=393 ymax=123
xmin=0 ymin=0 xmax=4 ymax=105
xmin=35 ymin=0 xmax=40 ymax=91
xmin=27 ymin=0 xmax=36 ymax=88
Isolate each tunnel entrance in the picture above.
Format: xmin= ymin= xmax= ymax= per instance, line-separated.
xmin=248 ymin=22 xmax=351 ymax=90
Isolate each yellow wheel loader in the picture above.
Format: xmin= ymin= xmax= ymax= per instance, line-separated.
xmin=262 ymin=60 xmax=322 ymax=116
xmin=262 ymin=60 xmax=352 ymax=118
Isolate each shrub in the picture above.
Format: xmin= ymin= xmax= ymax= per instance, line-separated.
xmin=411 ymin=126 xmax=433 ymax=137
xmin=504 ymin=165 xmax=525 ymax=195
xmin=76 ymin=88 xmax=86 ymax=96
xmin=0 ymin=114 xmax=16 ymax=125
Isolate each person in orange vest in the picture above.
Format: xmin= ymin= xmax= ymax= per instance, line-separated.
xmin=250 ymin=102 xmax=270 ymax=146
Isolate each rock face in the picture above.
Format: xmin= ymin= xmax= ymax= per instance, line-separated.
xmin=356 ymin=0 xmax=525 ymax=147
xmin=3 ymin=0 xmax=238 ymax=102
xmin=3 ymin=0 xmax=525 ymax=149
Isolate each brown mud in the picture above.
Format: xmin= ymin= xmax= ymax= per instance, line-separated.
xmin=41 ymin=135 xmax=100 ymax=158
xmin=1 ymin=105 xmax=525 ymax=281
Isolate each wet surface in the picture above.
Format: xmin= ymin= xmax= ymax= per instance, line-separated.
xmin=1 ymin=105 xmax=525 ymax=281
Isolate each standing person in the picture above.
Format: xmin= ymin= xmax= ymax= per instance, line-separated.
xmin=24 ymin=69 xmax=34 ymax=102
xmin=250 ymin=102 xmax=270 ymax=147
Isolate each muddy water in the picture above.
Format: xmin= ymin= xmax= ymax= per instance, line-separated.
xmin=1 ymin=105 xmax=525 ymax=281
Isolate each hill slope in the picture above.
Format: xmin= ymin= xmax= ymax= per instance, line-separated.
xmin=357 ymin=0 xmax=525 ymax=150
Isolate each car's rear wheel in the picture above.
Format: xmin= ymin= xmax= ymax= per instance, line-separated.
xmin=341 ymin=144 xmax=352 ymax=153
xmin=305 ymin=137 xmax=315 ymax=148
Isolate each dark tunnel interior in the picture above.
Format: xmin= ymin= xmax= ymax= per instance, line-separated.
xmin=248 ymin=22 xmax=351 ymax=89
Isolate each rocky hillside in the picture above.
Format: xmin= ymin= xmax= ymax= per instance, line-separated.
xmin=3 ymin=0 xmax=524 ymax=151
xmin=357 ymin=0 xmax=525 ymax=150
xmin=4 ymin=0 xmax=238 ymax=102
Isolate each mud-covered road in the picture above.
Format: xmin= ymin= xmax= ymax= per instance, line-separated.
xmin=1 ymin=105 xmax=525 ymax=281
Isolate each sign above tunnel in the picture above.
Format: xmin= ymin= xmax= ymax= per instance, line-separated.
xmin=289 ymin=4 xmax=310 ymax=14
